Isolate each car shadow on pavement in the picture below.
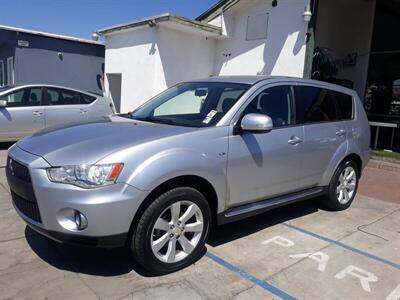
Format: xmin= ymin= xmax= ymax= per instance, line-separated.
xmin=25 ymin=199 xmax=320 ymax=277
xmin=24 ymin=226 xmax=157 ymax=277
xmin=208 ymin=199 xmax=320 ymax=246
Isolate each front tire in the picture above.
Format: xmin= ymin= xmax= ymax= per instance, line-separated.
xmin=323 ymin=160 xmax=359 ymax=211
xmin=131 ymin=187 xmax=211 ymax=275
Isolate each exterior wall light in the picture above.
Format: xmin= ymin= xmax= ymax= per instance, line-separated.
xmin=148 ymin=20 xmax=157 ymax=27
xmin=272 ymin=0 xmax=278 ymax=7
xmin=303 ymin=4 xmax=312 ymax=22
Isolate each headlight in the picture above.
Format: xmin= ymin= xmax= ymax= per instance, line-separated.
xmin=47 ymin=163 xmax=124 ymax=188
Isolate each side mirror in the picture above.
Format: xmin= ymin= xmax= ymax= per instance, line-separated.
xmin=0 ymin=100 xmax=7 ymax=108
xmin=241 ymin=113 xmax=273 ymax=133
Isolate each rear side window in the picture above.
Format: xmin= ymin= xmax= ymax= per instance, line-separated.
xmin=295 ymin=86 xmax=339 ymax=124
xmin=333 ymin=91 xmax=353 ymax=120
xmin=45 ymin=88 xmax=95 ymax=105
xmin=80 ymin=93 xmax=96 ymax=104
xmin=45 ymin=88 xmax=78 ymax=105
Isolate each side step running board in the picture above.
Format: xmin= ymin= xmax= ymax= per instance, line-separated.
xmin=218 ymin=187 xmax=326 ymax=225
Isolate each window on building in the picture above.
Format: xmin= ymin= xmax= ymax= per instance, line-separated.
xmin=0 ymin=61 xmax=4 ymax=87
xmin=243 ymin=85 xmax=293 ymax=127
xmin=6 ymin=57 xmax=14 ymax=85
xmin=246 ymin=13 xmax=269 ymax=41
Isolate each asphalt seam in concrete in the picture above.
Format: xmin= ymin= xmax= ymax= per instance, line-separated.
xmin=0 ymin=182 xmax=10 ymax=195
xmin=0 ymin=233 xmax=39 ymax=245
xmin=283 ymin=216 xmax=400 ymax=270
xmin=206 ymin=252 xmax=297 ymax=300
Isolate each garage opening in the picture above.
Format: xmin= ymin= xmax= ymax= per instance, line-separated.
xmin=107 ymin=73 xmax=122 ymax=113
xmin=311 ymin=0 xmax=400 ymax=152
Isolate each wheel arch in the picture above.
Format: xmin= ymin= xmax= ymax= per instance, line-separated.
xmin=127 ymin=175 xmax=219 ymax=244
xmin=339 ymin=153 xmax=362 ymax=176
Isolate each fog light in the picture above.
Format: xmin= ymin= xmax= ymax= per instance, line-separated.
xmin=57 ymin=208 xmax=88 ymax=232
xmin=75 ymin=211 xmax=88 ymax=230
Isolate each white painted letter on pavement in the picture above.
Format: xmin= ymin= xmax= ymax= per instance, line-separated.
xmin=335 ymin=265 xmax=378 ymax=292
xmin=261 ymin=236 xmax=294 ymax=247
xmin=289 ymin=251 xmax=330 ymax=272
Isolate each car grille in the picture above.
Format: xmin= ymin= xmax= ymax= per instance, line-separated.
xmin=11 ymin=191 xmax=42 ymax=223
xmin=7 ymin=157 xmax=31 ymax=182
xmin=6 ymin=156 xmax=42 ymax=223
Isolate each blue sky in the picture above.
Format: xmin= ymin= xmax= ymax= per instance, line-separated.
xmin=0 ymin=0 xmax=218 ymax=39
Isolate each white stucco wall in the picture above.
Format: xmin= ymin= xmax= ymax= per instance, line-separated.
xmin=103 ymin=0 xmax=311 ymax=111
xmin=213 ymin=0 xmax=309 ymax=77
xmin=104 ymin=26 xmax=215 ymax=112
xmin=315 ymin=0 xmax=376 ymax=98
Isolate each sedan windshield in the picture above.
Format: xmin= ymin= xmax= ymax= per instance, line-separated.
xmin=130 ymin=82 xmax=250 ymax=127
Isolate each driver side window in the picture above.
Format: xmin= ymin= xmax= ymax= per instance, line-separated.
xmin=0 ymin=88 xmax=41 ymax=107
xmin=243 ymin=85 xmax=293 ymax=128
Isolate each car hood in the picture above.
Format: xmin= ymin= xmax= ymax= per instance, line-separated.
xmin=17 ymin=116 xmax=197 ymax=166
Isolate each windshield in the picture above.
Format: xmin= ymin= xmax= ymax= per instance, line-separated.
xmin=130 ymin=82 xmax=250 ymax=127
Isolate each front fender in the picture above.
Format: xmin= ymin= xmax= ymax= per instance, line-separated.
xmin=126 ymin=148 xmax=228 ymax=213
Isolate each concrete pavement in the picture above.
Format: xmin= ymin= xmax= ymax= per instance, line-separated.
xmin=0 ymin=149 xmax=399 ymax=299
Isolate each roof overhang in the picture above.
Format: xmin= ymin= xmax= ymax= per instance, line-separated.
xmin=97 ymin=13 xmax=222 ymax=38
xmin=196 ymin=0 xmax=238 ymax=22
xmin=0 ymin=25 xmax=103 ymax=45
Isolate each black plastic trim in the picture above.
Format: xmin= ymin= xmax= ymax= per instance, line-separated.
xmin=218 ymin=186 xmax=327 ymax=225
xmin=27 ymin=222 xmax=128 ymax=248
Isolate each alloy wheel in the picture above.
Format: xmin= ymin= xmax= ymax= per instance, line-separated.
xmin=336 ymin=166 xmax=357 ymax=204
xmin=150 ymin=200 xmax=204 ymax=263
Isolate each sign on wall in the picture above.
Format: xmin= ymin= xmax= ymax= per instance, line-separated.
xmin=17 ymin=40 xmax=29 ymax=47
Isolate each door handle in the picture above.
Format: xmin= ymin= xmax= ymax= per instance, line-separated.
xmin=32 ymin=111 xmax=43 ymax=116
xmin=336 ymin=129 xmax=346 ymax=137
xmin=288 ymin=136 xmax=303 ymax=146
xmin=79 ymin=109 xmax=88 ymax=114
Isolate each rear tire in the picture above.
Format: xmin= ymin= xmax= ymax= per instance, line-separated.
xmin=322 ymin=160 xmax=359 ymax=211
xmin=131 ymin=187 xmax=211 ymax=275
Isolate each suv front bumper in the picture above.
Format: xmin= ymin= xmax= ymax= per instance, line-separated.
xmin=7 ymin=144 xmax=148 ymax=248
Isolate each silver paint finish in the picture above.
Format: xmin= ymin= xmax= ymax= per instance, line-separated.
xmin=241 ymin=113 xmax=273 ymax=132
xmin=0 ymin=84 xmax=114 ymax=142
xmin=7 ymin=76 xmax=370 ymax=242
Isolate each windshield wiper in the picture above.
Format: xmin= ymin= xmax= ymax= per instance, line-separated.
xmin=131 ymin=115 xmax=176 ymax=125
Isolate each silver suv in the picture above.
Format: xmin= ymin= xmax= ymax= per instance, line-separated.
xmin=0 ymin=84 xmax=115 ymax=142
xmin=6 ymin=76 xmax=370 ymax=275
